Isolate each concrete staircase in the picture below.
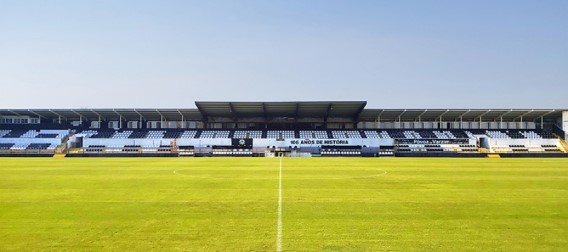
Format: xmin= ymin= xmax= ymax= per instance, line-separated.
xmin=53 ymin=136 xmax=70 ymax=157
xmin=558 ymin=137 xmax=568 ymax=153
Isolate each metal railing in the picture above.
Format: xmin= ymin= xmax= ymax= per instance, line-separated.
xmin=552 ymin=124 xmax=565 ymax=140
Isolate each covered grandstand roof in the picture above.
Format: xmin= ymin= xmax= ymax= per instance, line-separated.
xmin=358 ymin=109 xmax=563 ymax=122
xmin=194 ymin=101 xmax=368 ymax=119
xmin=0 ymin=109 xmax=203 ymax=121
xmin=0 ymin=105 xmax=564 ymax=122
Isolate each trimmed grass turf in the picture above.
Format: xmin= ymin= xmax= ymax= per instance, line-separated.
xmin=0 ymin=158 xmax=567 ymax=251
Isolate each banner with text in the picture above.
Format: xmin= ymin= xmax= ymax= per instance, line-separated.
xmin=288 ymin=139 xmax=353 ymax=146
xmin=396 ymin=139 xmax=470 ymax=145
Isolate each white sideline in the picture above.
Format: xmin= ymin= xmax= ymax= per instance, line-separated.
xmin=352 ymin=169 xmax=388 ymax=179
xmin=276 ymin=157 xmax=283 ymax=252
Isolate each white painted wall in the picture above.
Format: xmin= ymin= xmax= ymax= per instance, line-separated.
xmin=490 ymin=138 xmax=561 ymax=147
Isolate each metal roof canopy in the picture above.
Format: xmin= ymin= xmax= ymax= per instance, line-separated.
xmin=0 ymin=107 xmax=564 ymax=123
xmin=0 ymin=109 xmax=202 ymax=121
xmin=357 ymin=109 xmax=563 ymax=122
xmin=194 ymin=101 xmax=368 ymax=120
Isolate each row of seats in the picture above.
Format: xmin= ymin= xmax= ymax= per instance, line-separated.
xmin=2 ymin=130 xmax=30 ymax=138
xmin=180 ymin=131 xmax=197 ymax=138
xmin=434 ymin=131 xmax=456 ymax=139
xmin=112 ymin=130 xmax=133 ymax=139
xmin=266 ymin=130 xmax=295 ymax=139
xmin=200 ymin=130 xmax=230 ymax=139
xmin=80 ymin=130 xmax=99 ymax=138
xmin=299 ymin=131 xmax=329 ymax=139
xmin=163 ymin=131 xmax=181 ymax=138
xmin=27 ymin=143 xmax=52 ymax=150
xmin=6 ymin=128 xmax=555 ymax=140
xmin=85 ymin=145 xmax=105 ymax=152
xmin=542 ymin=145 xmax=558 ymax=148
xmin=0 ymin=142 xmax=57 ymax=150
xmin=320 ymin=147 xmax=362 ymax=156
xmin=90 ymin=131 xmax=115 ymax=138
xmin=234 ymin=130 xmax=262 ymax=139
xmin=332 ymin=131 xmax=362 ymax=139
xmin=122 ymin=145 xmax=141 ymax=152
xmin=395 ymin=144 xmax=478 ymax=153
xmin=146 ymin=131 xmax=165 ymax=139
xmin=492 ymin=145 xmax=563 ymax=153
xmin=85 ymin=145 xmax=176 ymax=153
xmin=321 ymin=151 xmax=361 ymax=156
xmin=212 ymin=149 xmax=253 ymax=156
xmin=0 ymin=143 xmax=14 ymax=150
xmin=364 ymin=130 xmax=552 ymax=140
xmin=486 ymin=130 xmax=556 ymax=139
xmin=0 ymin=130 xmax=69 ymax=139
xmin=83 ymin=130 xmax=195 ymax=139
xmin=487 ymin=131 xmax=510 ymax=139
xmin=363 ymin=130 xmax=380 ymax=138
xmin=363 ymin=130 xmax=470 ymax=139
xmin=0 ymin=130 xmax=11 ymax=138
xmin=396 ymin=130 xmax=460 ymax=139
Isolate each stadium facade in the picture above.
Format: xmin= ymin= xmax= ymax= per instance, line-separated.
xmin=0 ymin=101 xmax=567 ymax=158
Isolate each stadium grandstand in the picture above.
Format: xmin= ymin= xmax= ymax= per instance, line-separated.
xmin=0 ymin=101 xmax=567 ymax=158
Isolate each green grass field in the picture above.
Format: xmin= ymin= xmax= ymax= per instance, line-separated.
xmin=1 ymin=158 xmax=567 ymax=251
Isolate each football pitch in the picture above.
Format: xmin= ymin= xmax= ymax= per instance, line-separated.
xmin=1 ymin=158 xmax=567 ymax=251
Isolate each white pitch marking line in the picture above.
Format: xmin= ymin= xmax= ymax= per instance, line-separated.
xmin=351 ymin=169 xmax=388 ymax=179
xmin=276 ymin=157 xmax=283 ymax=252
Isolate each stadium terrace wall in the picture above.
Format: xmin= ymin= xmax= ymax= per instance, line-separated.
xmin=66 ymin=153 xmax=178 ymax=158
xmin=0 ymin=153 xmax=54 ymax=157
xmin=394 ymin=152 xmax=487 ymax=158
xmin=488 ymin=139 xmax=561 ymax=148
xmin=498 ymin=153 xmax=568 ymax=158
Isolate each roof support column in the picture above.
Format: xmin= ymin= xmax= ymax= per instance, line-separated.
xmin=562 ymin=111 xmax=568 ymax=139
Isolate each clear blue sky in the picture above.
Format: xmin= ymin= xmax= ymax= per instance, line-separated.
xmin=1 ymin=0 xmax=566 ymax=109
